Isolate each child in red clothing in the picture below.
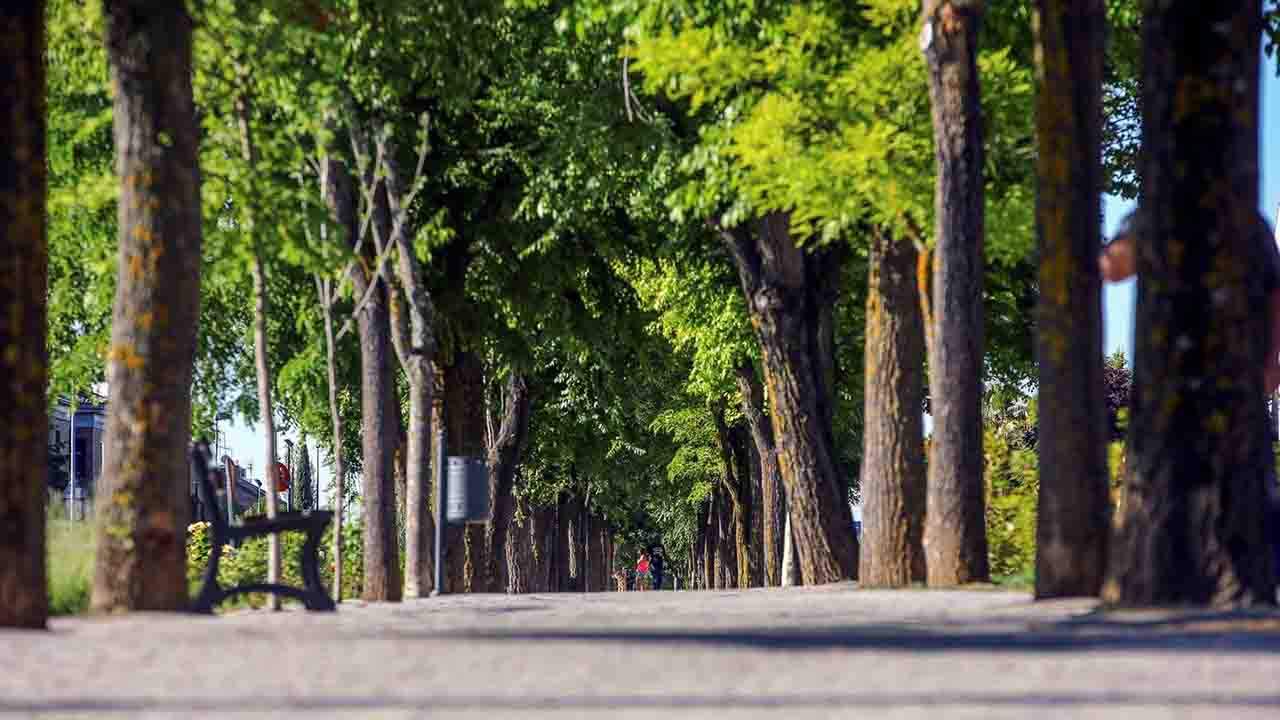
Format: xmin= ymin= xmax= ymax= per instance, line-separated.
xmin=635 ymin=551 xmax=652 ymax=591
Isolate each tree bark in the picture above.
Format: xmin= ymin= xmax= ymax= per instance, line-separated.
xmin=711 ymin=402 xmax=752 ymax=588
xmin=1104 ymin=1 xmax=1276 ymax=606
xmin=736 ymin=364 xmax=785 ymax=586
xmin=1033 ymin=0 xmax=1110 ymax=599
xmin=348 ymin=211 xmax=400 ymax=602
xmin=921 ymin=0 xmax=991 ymax=586
xmin=93 ymin=0 xmax=201 ymax=612
xmin=720 ymin=212 xmax=858 ymax=585
xmin=485 ymin=374 xmax=532 ymax=593
xmin=0 ymin=0 xmax=49 ymax=629
xmin=859 ymin=230 xmax=927 ymax=587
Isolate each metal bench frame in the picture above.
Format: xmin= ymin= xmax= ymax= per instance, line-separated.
xmin=188 ymin=441 xmax=336 ymax=613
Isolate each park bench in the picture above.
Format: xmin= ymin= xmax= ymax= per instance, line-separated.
xmin=188 ymin=440 xmax=336 ymax=613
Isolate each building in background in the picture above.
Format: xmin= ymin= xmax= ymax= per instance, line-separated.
xmin=48 ymin=397 xmax=106 ymax=521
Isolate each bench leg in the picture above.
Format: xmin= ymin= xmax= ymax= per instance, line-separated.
xmin=300 ymin=521 xmax=337 ymax=611
xmin=190 ymin=539 xmax=227 ymax=614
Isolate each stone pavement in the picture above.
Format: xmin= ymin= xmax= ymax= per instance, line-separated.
xmin=4 ymin=584 xmax=1280 ymax=719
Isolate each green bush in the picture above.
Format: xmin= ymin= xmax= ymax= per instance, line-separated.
xmin=984 ymin=428 xmax=1039 ymax=580
xmin=185 ymin=517 xmax=364 ymax=608
xmin=47 ymin=511 xmax=95 ymax=616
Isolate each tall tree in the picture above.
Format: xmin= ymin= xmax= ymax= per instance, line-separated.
xmin=920 ymin=0 xmax=990 ymax=586
xmin=720 ymin=215 xmax=858 ymax=584
xmin=316 ymin=273 xmax=345 ymax=600
xmin=0 ymin=0 xmax=49 ymax=629
xmin=236 ymin=88 xmax=282 ymax=610
xmin=486 ymin=373 xmax=532 ymax=593
xmin=859 ymin=229 xmax=927 ymax=586
xmin=736 ymin=364 xmax=785 ymax=586
xmin=93 ymin=0 xmax=203 ymax=611
xmin=710 ymin=401 xmax=750 ymax=587
xmin=358 ymin=120 xmax=438 ymax=598
xmin=1104 ymin=1 xmax=1276 ymax=606
xmin=1033 ymin=0 xmax=1109 ymax=599
xmin=322 ymin=131 xmax=400 ymax=602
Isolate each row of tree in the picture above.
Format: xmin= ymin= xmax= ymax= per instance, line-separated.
xmin=3 ymin=0 xmax=1278 ymax=629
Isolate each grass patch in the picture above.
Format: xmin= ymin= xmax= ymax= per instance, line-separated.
xmin=46 ymin=510 xmax=95 ymax=616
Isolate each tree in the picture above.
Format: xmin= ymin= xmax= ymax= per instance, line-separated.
xmin=920 ymin=0 xmax=990 ymax=586
xmin=718 ymin=217 xmax=858 ymax=584
xmin=1104 ymin=1 xmax=1276 ymax=606
xmin=93 ymin=0 xmax=203 ymax=612
xmin=1032 ymin=0 xmax=1109 ymax=599
xmin=486 ymin=373 xmax=532 ymax=593
xmin=735 ymin=364 xmax=785 ymax=586
xmin=859 ymin=229 xmax=926 ymax=586
xmin=0 ymin=0 xmax=50 ymax=629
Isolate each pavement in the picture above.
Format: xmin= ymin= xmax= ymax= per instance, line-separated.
xmin=4 ymin=584 xmax=1280 ymax=719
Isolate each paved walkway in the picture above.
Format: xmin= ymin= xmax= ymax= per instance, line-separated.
xmin=5 ymin=585 xmax=1280 ymax=718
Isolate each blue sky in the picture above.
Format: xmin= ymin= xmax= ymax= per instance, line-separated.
xmin=1103 ymin=49 xmax=1280 ymax=361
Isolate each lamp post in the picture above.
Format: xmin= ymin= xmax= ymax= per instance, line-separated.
xmin=67 ymin=399 xmax=76 ymax=523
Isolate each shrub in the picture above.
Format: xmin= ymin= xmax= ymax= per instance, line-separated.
xmin=46 ymin=510 xmax=94 ymax=616
xmin=185 ymin=516 xmax=364 ymax=609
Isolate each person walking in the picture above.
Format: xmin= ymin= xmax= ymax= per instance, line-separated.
xmin=650 ymin=545 xmax=665 ymax=591
xmin=635 ymin=551 xmax=652 ymax=591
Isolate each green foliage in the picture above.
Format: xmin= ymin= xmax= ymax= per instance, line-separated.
xmin=46 ymin=509 xmax=95 ymax=616
xmin=185 ymin=518 xmax=363 ymax=609
xmin=984 ymin=427 xmax=1039 ymax=580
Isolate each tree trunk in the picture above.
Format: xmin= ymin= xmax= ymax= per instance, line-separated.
xmin=744 ymin=432 xmax=765 ymax=587
xmin=859 ymin=230 xmax=927 ymax=587
xmin=1033 ymin=0 xmax=1110 ymax=599
xmin=1104 ymin=1 xmax=1276 ymax=606
xmin=736 ymin=364 xmax=784 ymax=586
xmin=921 ymin=0 xmax=990 ymax=586
xmin=319 ymin=130 xmax=358 ymax=603
xmin=93 ymin=0 xmax=201 ymax=612
xmin=507 ymin=497 xmax=532 ymax=593
xmin=235 ymin=89 xmax=281 ymax=611
xmin=349 ymin=241 xmax=399 ymax=601
xmin=485 ymin=374 xmax=531 ymax=593
xmin=720 ymin=213 xmax=857 ymax=585
xmin=529 ymin=504 xmax=553 ymax=593
xmin=703 ymin=495 xmax=716 ymax=590
xmin=711 ymin=402 xmax=751 ymax=588
xmin=441 ymin=351 xmax=485 ymax=592
xmin=732 ymin=424 xmax=762 ymax=587
xmin=563 ymin=493 xmax=584 ymax=591
xmin=317 ymin=276 xmax=346 ymax=601
xmin=0 ymin=0 xmax=49 ymax=629
xmin=375 ymin=130 xmax=438 ymax=598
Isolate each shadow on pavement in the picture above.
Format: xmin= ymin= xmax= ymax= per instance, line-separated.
xmin=4 ymin=691 xmax=1280 ymax=714
xmin=439 ymin=620 xmax=1280 ymax=654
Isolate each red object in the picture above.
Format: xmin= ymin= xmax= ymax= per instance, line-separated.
xmin=636 ymin=558 xmax=650 ymax=574
xmin=274 ymin=462 xmax=290 ymax=492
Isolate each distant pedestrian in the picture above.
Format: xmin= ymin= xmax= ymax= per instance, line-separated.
xmin=650 ymin=546 xmax=665 ymax=590
xmin=635 ymin=551 xmax=652 ymax=591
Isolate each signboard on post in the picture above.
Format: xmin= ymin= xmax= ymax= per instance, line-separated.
xmin=445 ymin=456 xmax=490 ymax=524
